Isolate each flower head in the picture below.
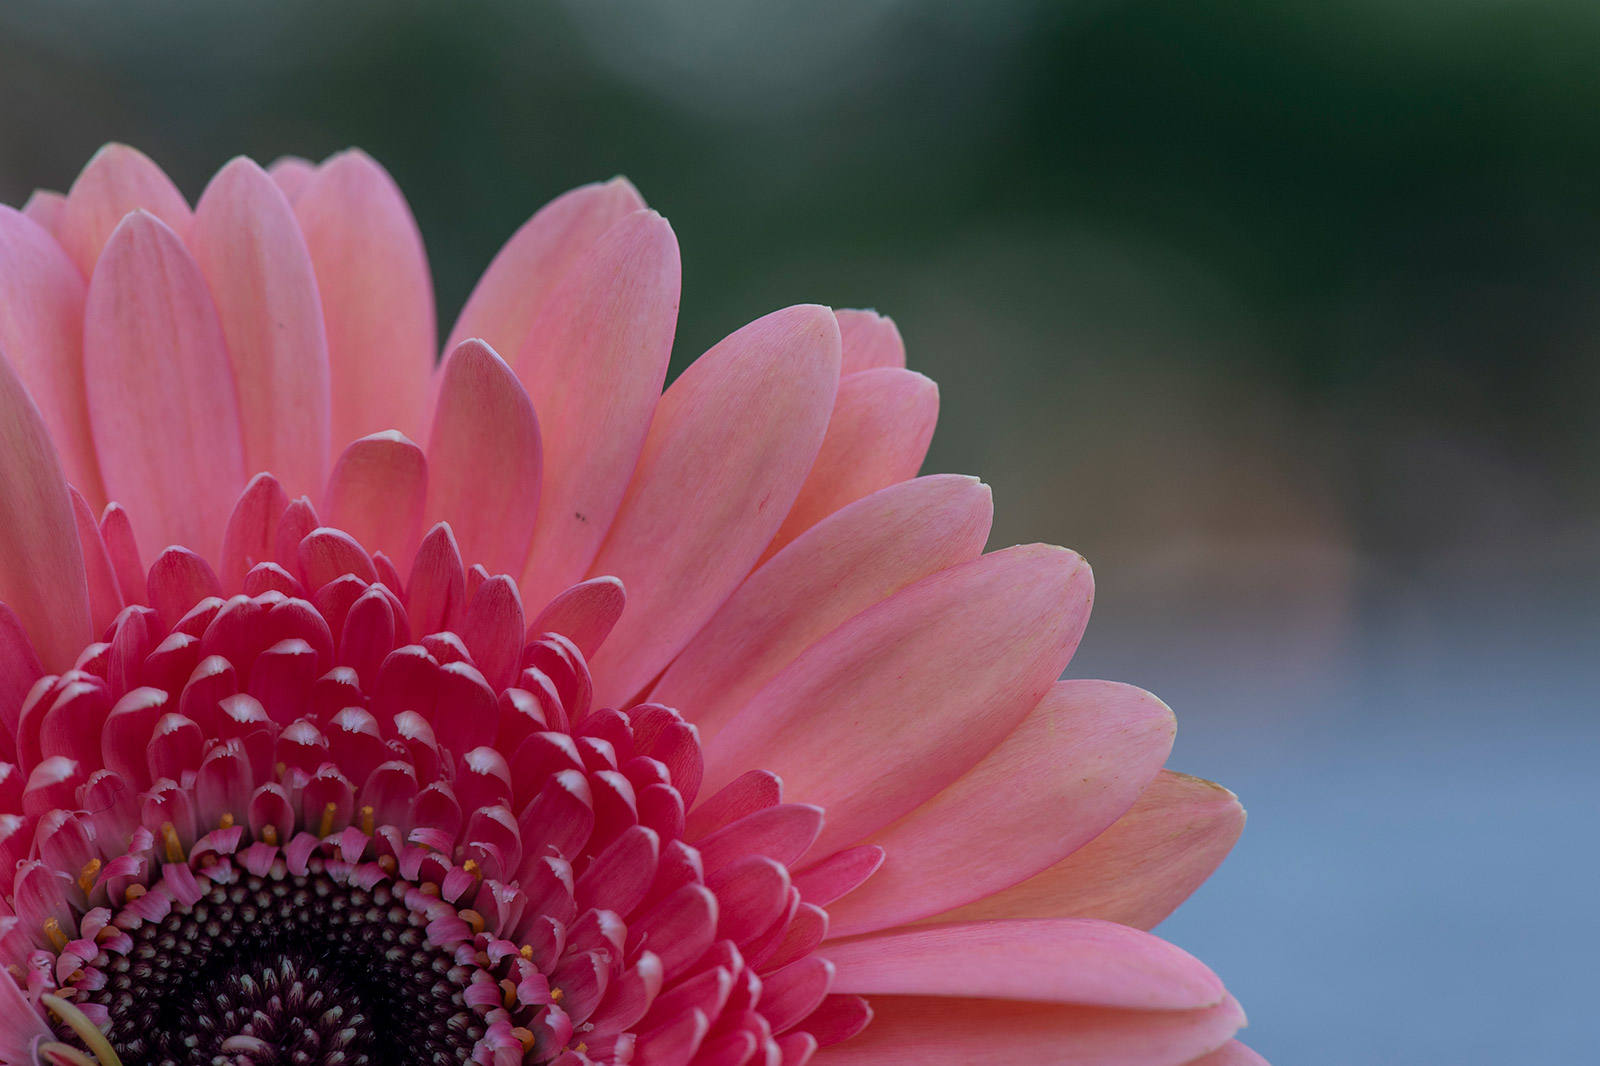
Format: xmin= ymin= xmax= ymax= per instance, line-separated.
xmin=0 ymin=145 xmax=1263 ymax=1065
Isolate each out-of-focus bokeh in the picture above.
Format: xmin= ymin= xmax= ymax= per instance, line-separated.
xmin=4 ymin=1 xmax=1597 ymax=1060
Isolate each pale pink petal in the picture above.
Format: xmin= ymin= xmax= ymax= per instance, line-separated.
xmin=937 ymin=770 xmax=1246 ymax=931
xmin=654 ymin=475 xmax=991 ymax=746
xmin=585 ymin=305 xmax=840 ymax=708
xmin=826 ymin=680 xmax=1174 ymax=936
xmin=513 ymin=210 xmax=681 ymax=611
xmin=703 ymin=544 xmax=1093 ymax=857
xmin=1184 ymin=1040 xmax=1270 ymax=1066
xmin=827 ymin=919 xmax=1224 ymax=1011
xmin=834 ymin=310 xmax=905 ymax=375
xmin=58 ymin=143 xmax=192 ymax=277
xmin=99 ymin=502 xmax=146 ymax=606
xmin=190 ymin=156 xmax=331 ymax=499
xmin=267 ymin=156 xmax=315 ymax=201
xmin=425 ymin=340 xmax=542 ymax=576
xmin=82 ymin=211 xmax=247 ymax=558
xmin=21 ymin=189 xmax=66 ymax=235
xmin=69 ymin=487 xmax=123 ymax=636
xmin=811 ymin=995 xmax=1245 ymax=1066
xmin=760 ymin=368 xmax=937 ymax=564
xmin=0 ymin=355 xmax=92 ymax=671
xmin=527 ymin=576 xmax=625 ymax=658
xmin=292 ymin=150 xmax=434 ymax=449
xmin=0 ymin=205 xmax=103 ymax=508
xmin=323 ymin=432 xmax=428 ymax=572
xmin=447 ymin=177 xmax=647 ymax=358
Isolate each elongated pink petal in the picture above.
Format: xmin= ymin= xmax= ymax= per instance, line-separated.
xmin=586 ymin=305 xmax=839 ymax=707
xmin=654 ymin=475 xmax=991 ymax=746
xmin=267 ymin=156 xmax=315 ymax=201
xmin=220 ymin=473 xmax=290 ymax=594
xmin=0 ymin=944 xmax=52 ymax=1058
xmin=760 ymin=368 xmax=937 ymax=564
xmin=21 ymin=189 xmax=66 ymax=235
xmin=811 ymin=995 xmax=1245 ymax=1066
xmin=190 ymin=156 xmax=331 ymax=499
xmin=514 ymin=210 xmax=681 ymax=611
xmin=936 ymin=770 xmax=1246 ymax=931
xmin=0 ymin=206 xmax=103 ymax=507
xmin=827 ymin=680 xmax=1174 ymax=936
xmin=827 ymin=919 xmax=1223 ymax=1011
xmin=527 ymin=576 xmax=625 ymax=658
xmin=99 ymin=502 xmax=146 ymax=606
xmin=58 ymin=143 xmax=192 ymax=278
xmin=1184 ymin=1040 xmax=1270 ymax=1066
xmin=447 ymin=177 xmax=647 ymax=358
xmin=84 ymin=212 xmax=246 ymax=558
xmin=323 ymin=432 xmax=428 ymax=572
xmin=0 ymin=354 xmax=92 ymax=672
xmin=704 ymin=544 xmax=1092 ymax=857
xmin=834 ymin=309 xmax=905 ymax=375
xmin=0 ymin=605 xmax=45 ymax=752
xmin=425 ymin=340 xmax=542 ymax=576
xmin=292 ymin=150 xmax=434 ymax=449
xmin=69 ymin=487 xmax=123 ymax=636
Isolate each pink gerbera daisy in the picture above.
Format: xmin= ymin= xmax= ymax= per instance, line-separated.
xmin=0 ymin=144 xmax=1264 ymax=1066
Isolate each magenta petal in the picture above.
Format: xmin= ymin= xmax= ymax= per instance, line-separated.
xmin=0 ymin=355 xmax=93 ymax=672
xmin=83 ymin=210 xmax=247 ymax=559
xmin=827 ymin=680 xmax=1175 ymax=936
xmin=760 ymin=367 xmax=938 ymax=564
xmin=323 ymin=431 xmax=428 ymax=572
xmin=653 ymin=475 xmax=991 ymax=746
xmin=586 ymin=305 xmax=840 ymax=708
xmin=703 ymin=544 xmax=1093 ymax=857
xmin=0 ymin=205 xmax=103 ymax=507
xmin=425 ymin=340 xmax=543 ymax=577
xmin=292 ymin=149 xmax=434 ymax=449
xmin=59 ymin=143 xmax=192 ymax=277
xmin=190 ymin=156 xmax=332 ymax=500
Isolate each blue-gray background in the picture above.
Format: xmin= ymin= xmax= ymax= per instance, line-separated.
xmin=4 ymin=2 xmax=1597 ymax=1061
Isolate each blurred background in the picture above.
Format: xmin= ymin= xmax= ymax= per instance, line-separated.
xmin=4 ymin=1 xmax=1598 ymax=1060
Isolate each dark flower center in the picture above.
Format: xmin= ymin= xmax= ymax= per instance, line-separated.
xmin=74 ymin=858 xmax=487 ymax=1066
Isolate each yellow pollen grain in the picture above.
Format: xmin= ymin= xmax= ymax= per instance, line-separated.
xmin=550 ymin=986 xmax=564 ymax=1003
xmin=519 ymin=945 xmax=534 ymax=961
xmin=359 ymin=805 xmax=376 ymax=835
xmin=218 ymin=812 xmax=235 ymax=830
xmin=459 ymin=909 xmax=486 ymax=935
xmin=123 ymin=884 xmax=146 ymax=902
xmin=462 ymin=859 xmax=482 ymax=880
xmin=317 ymin=801 xmax=338 ymax=838
xmin=159 ymin=822 xmax=184 ymax=864
xmin=260 ymin=824 xmax=279 ymax=847
xmin=43 ymin=917 xmax=69 ymax=952
xmin=77 ymin=858 xmax=102 ymax=895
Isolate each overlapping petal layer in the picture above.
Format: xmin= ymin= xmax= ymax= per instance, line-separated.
xmin=0 ymin=146 xmax=1262 ymax=1066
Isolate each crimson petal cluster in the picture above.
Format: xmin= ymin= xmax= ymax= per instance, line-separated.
xmin=0 ymin=144 xmax=1266 ymax=1066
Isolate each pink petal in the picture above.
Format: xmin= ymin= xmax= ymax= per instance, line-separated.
xmin=58 ymin=143 xmax=192 ymax=278
xmin=827 ymin=680 xmax=1174 ymax=936
xmin=461 ymin=575 xmax=525 ymax=693
xmin=513 ymin=210 xmax=681 ymax=612
xmin=99 ymin=502 xmax=147 ymax=606
xmin=0 ymin=941 xmax=52 ymax=1056
xmin=0 ymin=354 xmax=92 ymax=672
xmin=1183 ymin=1040 xmax=1270 ymax=1066
xmin=147 ymin=547 xmax=223 ymax=632
xmin=827 ymin=919 xmax=1223 ymax=1011
xmin=69 ymin=487 xmax=123 ymax=636
xmin=585 ymin=305 xmax=840 ymax=708
xmin=653 ymin=475 xmax=991 ymax=746
xmin=527 ymin=576 xmax=625 ymax=658
xmin=936 ymin=770 xmax=1246 ymax=931
xmin=292 ymin=150 xmax=434 ymax=449
xmin=21 ymin=189 xmax=66 ymax=235
xmin=0 ymin=206 xmax=103 ymax=507
xmin=759 ymin=368 xmax=937 ymax=564
xmin=406 ymin=522 xmax=467 ymax=640
xmin=267 ymin=156 xmax=315 ymax=201
xmin=447 ymin=177 xmax=647 ymax=359
xmin=220 ymin=473 xmax=290 ymax=593
xmin=0 ymin=605 xmax=45 ymax=755
xmin=425 ymin=340 xmax=543 ymax=576
xmin=189 ymin=156 xmax=331 ymax=499
xmin=322 ymin=431 xmax=428 ymax=572
xmin=811 ymin=995 xmax=1245 ymax=1066
xmin=834 ymin=309 xmax=905 ymax=375
xmin=83 ymin=210 xmax=247 ymax=559
xmin=703 ymin=544 xmax=1093 ymax=857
